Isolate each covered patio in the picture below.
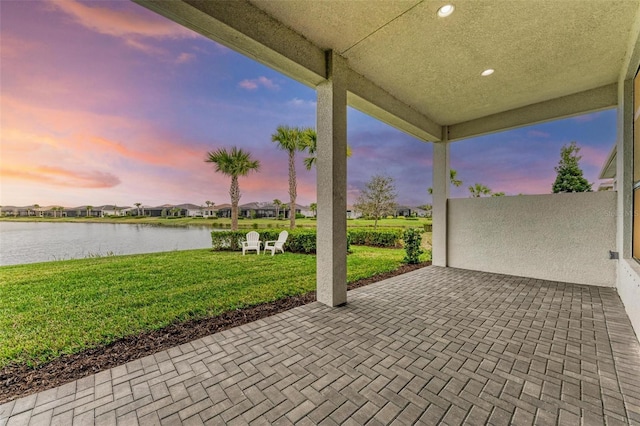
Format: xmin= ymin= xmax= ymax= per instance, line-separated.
xmin=2 ymin=267 xmax=640 ymax=424
xmin=4 ymin=1 xmax=640 ymax=424
xmin=129 ymin=0 xmax=640 ymax=338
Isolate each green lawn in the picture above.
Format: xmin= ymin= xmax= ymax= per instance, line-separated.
xmin=0 ymin=246 xmax=418 ymax=368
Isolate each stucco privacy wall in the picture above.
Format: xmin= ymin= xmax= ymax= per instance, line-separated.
xmin=448 ymin=192 xmax=617 ymax=286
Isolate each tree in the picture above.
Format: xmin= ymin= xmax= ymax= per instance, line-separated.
xmin=302 ymin=128 xmax=352 ymax=171
xmin=134 ymin=202 xmax=142 ymax=216
xmin=206 ymin=146 xmax=260 ymax=230
xmin=271 ymin=125 xmax=309 ymax=229
xmin=273 ymin=199 xmax=283 ymax=220
xmin=552 ymin=141 xmax=592 ymax=193
xmin=468 ymin=183 xmax=493 ymax=198
xmin=86 ymin=205 xmax=93 ymax=218
xmin=33 ymin=204 xmax=40 ymax=218
xmin=427 ymin=169 xmax=463 ymax=194
xmin=353 ymin=175 xmax=397 ymax=230
xmin=310 ymin=202 xmax=317 ymax=217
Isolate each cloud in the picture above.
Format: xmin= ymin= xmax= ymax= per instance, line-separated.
xmin=176 ymin=52 xmax=196 ymax=64
xmin=287 ymin=98 xmax=316 ymax=108
xmin=2 ymin=166 xmax=120 ymax=188
xmin=52 ymin=0 xmax=195 ymax=39
xmin=0 ymin=35 xmax=39 ymax=58
xmin=238 ymin=76 xmax=280 ymax=91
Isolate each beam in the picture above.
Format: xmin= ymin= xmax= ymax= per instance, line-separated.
xmin=448 ymin=84 xmax=618 ymax=142
xmin=347 ymin=70 xmax=442 ymax=142
xmin=316 ymin=52 xmax=348 ymax=307
xmin=134 ymin=0 xmax=327 ymax=86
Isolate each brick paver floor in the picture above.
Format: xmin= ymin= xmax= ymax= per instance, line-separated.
xmin=2 ymin=267 xmax=640 ymax=425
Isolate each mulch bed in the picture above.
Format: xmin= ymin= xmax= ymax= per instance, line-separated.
xmin=0 ymin=262 xmax=430 ymax=404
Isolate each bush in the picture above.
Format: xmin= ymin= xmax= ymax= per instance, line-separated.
xmin=348 ymin=229 xmax=402 ymax=248
xmin=295 ymin=213 xmax=305 ymax=219
xmin=403 ymin=228 xmax=423 ymax=264
xmin=423 ymin=223 xmax=432 ymax=232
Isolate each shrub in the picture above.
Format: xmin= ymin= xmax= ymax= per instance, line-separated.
xmin=403 ymin=228 xmax=423 ymax=264
xmin=348 ymin=229 xmax=402 ymax=248
xmin=423 ymin=223 xmax=432 ymax=232
xmin=251 ymin=223 xmax=259 ymax=229
xmin=295 ymin=213 xmax=305 ymax=219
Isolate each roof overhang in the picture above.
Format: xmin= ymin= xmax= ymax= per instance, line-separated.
xmin=135 ymin=0 xmax=640 ymax=143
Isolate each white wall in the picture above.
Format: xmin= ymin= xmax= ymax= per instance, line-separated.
xmin=619 ymin=260 xmax=640 ymax=337
xmin=448 ymin=192 xmax=617 ymax=287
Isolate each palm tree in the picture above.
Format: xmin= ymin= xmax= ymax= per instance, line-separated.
xmin=134 ymin=202 xmax=142 ymax=216
xmin=206 ymin=147 xmax=260 ymax=230
xmin=310 ymin=202 xmax=317 ymax=218
xmin=273 ymin=199 xmax=282 ymax=220
xmin=271 ymin=125 xmax=311 ymax=229
xmin=86 ymin=205 xmax=93 ymax=218
xmin=302 ymin=128 xmax=352 ymax=171
xmin=33 ymin=204 xmax=40 ymax=218
xmin=428 ymin=169 xmax=463 ymax=195
xmin=469 ymin=183 xmax=492 ymax=198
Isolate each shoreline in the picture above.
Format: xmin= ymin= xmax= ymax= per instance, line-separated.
xmin=0 ymin=216 xmax=430 ymax=229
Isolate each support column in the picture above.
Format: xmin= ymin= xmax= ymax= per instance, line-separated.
xmin=432 ymin=134 xmax=450 ymax=267
xmin=616 ymin=78 xmax=633 ymax=259
xmin=316 ymin=51 xmax=348 ymax=307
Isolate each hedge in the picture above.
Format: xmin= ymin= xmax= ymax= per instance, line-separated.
xmin=348 ymin=228 xmax=403 ymax=248
xmin=211 ymin=228 xmax=403 ymax=253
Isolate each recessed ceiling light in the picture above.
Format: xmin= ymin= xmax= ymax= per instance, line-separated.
xmin=481 ymin=69 xmax=495 ymax=76
xmin=437 ymin=4 xmax=455 ymax=18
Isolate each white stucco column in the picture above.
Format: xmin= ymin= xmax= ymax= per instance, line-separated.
xmin=316 ymin=51 xmax=348 ymax=307
xmin=616 ymin=78 xmax=633 ymax=259
xmin=432 ymin=136 xmax=450 ymax=267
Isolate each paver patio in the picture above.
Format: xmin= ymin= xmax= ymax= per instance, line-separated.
xmin=2 ymin=266 xmax=640 ymax=425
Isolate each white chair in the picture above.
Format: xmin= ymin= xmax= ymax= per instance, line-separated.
xmin=242 ymin=231 xmax=261 ymax=255
xmin=263 ymin=231 xmax=288 ymax=256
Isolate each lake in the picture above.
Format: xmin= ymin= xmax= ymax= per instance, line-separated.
xmin=0 ymin=222 xmax=214 ymax=266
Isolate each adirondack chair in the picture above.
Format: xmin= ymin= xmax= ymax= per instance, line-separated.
xmin=263 ymin=231 xmax=288 ymax=256
xmin=242 ymin=231 xmax=261 ymax=255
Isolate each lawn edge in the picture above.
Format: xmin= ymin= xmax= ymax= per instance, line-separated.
xmin=0 ymin=261 xmax=431 ymax=404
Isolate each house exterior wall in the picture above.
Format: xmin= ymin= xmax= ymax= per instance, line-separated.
xmin=619 ymin=260 xmax=640 ymax=338
xmin=448 ymin=192 xmax=617 ymax=287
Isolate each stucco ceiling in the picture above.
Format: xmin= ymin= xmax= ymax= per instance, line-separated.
xmin=249 ymin=0 xmax=639 ymax=125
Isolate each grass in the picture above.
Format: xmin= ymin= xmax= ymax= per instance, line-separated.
xmin=0 ymin=246 xmax=420 ymax=368
xmin=0 ymin=215 xmax=431 ymax=229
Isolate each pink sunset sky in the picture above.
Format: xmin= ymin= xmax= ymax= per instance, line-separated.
xmin=0 ymin=0 xmax=616 ymax=208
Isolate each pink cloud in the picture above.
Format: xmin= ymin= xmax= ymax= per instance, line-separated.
xmin=238 ymin=76 xmax=280 ymax=91
xmin=52 ymin=0 xmax=195 ymax=39
xmin=176 ymin=52 xmax=196 ymax=64
xmin=2 ymin=166 xmax=120 ymax=188
xmin=239 ymin=80 xmax=259 ymax=90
